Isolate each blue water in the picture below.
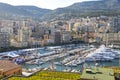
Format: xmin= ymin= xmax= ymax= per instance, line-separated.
xmin=1 ymin=45 xmax=119 ymax=72
xmin=22 ymin=47 xmax=120 ymax=71
xmin=38 ymin=49 xmax=52 ymax=54
xmin=22 ymin=59 xmax=120 ymax=72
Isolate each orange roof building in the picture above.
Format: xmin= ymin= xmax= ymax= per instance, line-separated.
xmin=0 ymin=60 xmax=22 ymax=76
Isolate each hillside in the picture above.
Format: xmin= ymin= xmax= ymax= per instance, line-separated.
xmin=0 ymin=3 xmax=51 ymax=20
xmin=41 ymin=0 xmax=120 ymax=21
xmin=0 ymin=0 xmax=120 ymax=21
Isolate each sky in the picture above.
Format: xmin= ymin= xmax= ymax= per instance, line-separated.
xmin=0 ymin=0 xmax=97 ymax=10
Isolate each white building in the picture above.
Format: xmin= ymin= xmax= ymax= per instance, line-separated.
xmin=0 ymin=27 xmax=13 ymax=35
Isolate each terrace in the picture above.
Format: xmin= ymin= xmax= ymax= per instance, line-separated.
xmin=81 ymin=68 xmax=115 ymax=80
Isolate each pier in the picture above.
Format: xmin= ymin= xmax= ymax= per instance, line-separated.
xmin=60 ymin=48 xmax=96 ymax=66
xmin=24 ymin=47 xmax=96 ymax=67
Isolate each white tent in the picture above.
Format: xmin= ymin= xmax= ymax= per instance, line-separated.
xmin=6 ymin=52 xmax=19 ymax=58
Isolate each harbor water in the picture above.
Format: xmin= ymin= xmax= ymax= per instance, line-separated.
xmin=1 ymin=44 xmax=120 ymax=72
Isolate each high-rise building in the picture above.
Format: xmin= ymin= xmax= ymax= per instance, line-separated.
xmin=68 ymin=22 xmax=74 ymax=31
xmin=0 ymin=32 xmax=10 ymax=48
xmin=112 ymin=16 xmax=120 ymax=32
xmin=61 ymin=30 xmax=72 ymax=43
xmin=16 ymin=21 xmax=32 ymax=47
xmin=17 ymin=21 xmax=31 ymax=43
xmin=54 ymin=31 xmax=61 ymax=44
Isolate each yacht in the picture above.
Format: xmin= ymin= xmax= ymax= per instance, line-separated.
xmin=85 ymin=45 xmax=120 ymax=62
xmin=26 ymin=59 xmax=43 ymax=65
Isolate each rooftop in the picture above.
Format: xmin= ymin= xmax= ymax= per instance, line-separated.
xmin=81 ymin=68 xmax=115 ymax=80
xmin=0 ymin=60 xmax=21 ymax=72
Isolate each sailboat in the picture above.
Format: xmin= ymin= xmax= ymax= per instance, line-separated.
xmin=49 ymin=60 xmax=56 ymax=70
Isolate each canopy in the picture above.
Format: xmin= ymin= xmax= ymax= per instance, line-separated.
xmin=6 ymin=52 xmax=19 ymax=58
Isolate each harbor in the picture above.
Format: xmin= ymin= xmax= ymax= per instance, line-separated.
xmin=0 ymin=44 xmax=120 ymax=74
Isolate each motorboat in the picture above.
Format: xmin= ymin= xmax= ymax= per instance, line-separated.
xmin=85 ymin=45 xmax=120 ymax=62
xmin=26 ymin=59 xmax=43 ymax=65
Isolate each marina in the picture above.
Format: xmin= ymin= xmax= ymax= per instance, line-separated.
xmin=0 ymin=44 xmax=120 ymax=73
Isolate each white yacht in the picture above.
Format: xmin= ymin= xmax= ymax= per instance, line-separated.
xmin=85 ymin=45 xmax=120 ymax=62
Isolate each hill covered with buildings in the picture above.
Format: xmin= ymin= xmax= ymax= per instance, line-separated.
xmin=41 ymin=0 xmax=120 ymax=21
xmin=0 ymin=0 xmax=120 ymax=21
